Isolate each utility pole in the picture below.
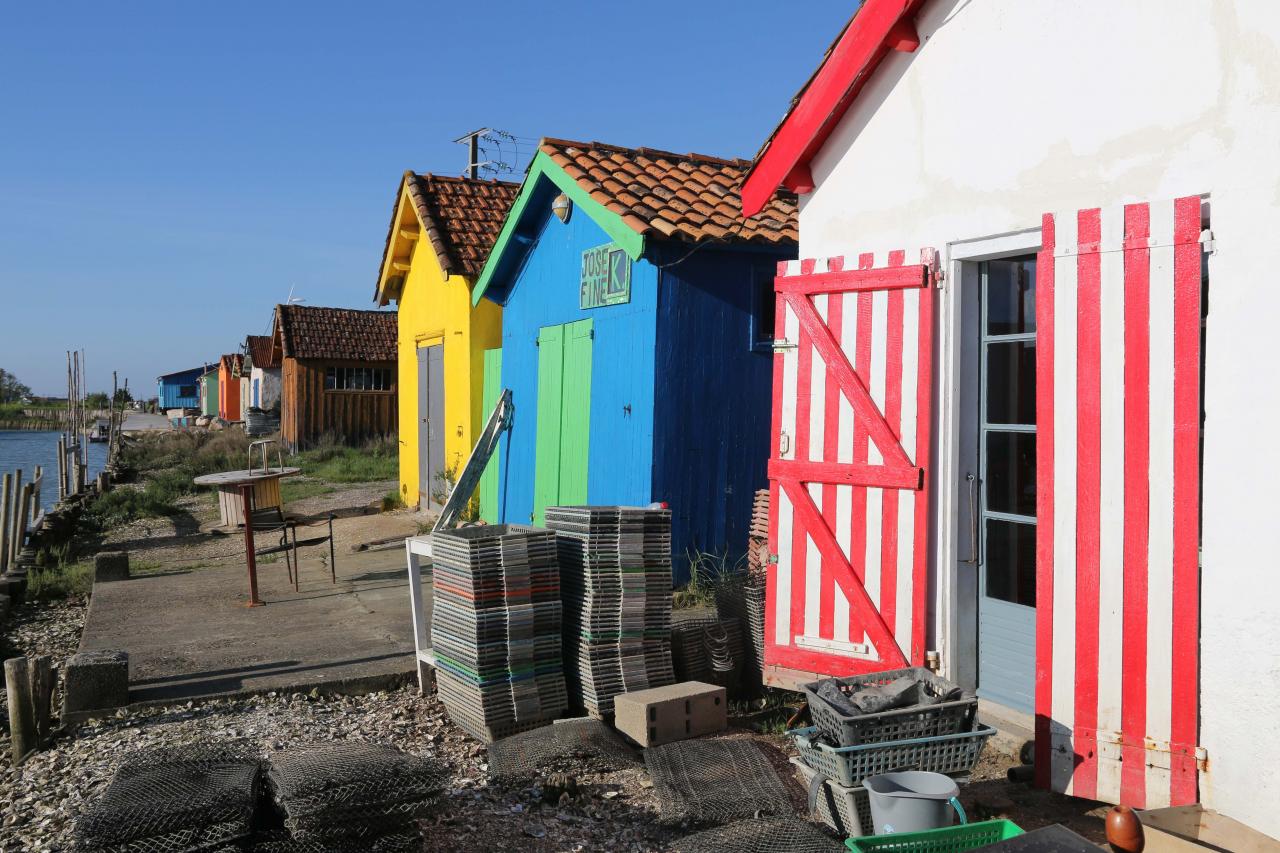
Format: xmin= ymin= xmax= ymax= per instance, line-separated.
xmin=454 ymin=128 xmax=491 ymax=179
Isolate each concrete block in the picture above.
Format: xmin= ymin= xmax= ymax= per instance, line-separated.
xmin=94 ymin=551 xmax=130 ymax=583
xmin=613 ymin=681 xmax=726 ymax=747
xmin=63 ymin=650 xmax=129 ymax=714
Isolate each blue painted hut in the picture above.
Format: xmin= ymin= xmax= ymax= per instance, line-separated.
xmin=472 ymin=139 xmax=798 ymax=580
xmin=156 ymin=366 xmax=208 ymax=411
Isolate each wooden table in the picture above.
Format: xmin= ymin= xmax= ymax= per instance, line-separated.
xmin=194 ymin=467 xmax=300 ymax=528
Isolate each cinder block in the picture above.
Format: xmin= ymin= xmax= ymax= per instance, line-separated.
xmin=94 ymin=551 xmax=130 ymax=583
xmin=63 ymin=650 xmax=129 ymax=714
xmin=613 ymin=681 xmax=726 ymax=747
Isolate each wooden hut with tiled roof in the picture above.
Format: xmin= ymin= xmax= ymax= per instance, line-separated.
xmin=375 ymin=172 xmax=518 ymax=508
xmin=271 ymin=304 xmax=398 ymax=449
xmin=471 ymin=138 xmax=798 ymax=578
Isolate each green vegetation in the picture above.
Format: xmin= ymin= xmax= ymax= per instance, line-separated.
xmin=295 ymin=435 xmax=398 ymax=483
xmin=26 ymin=559 xmax=93 ymax=600
xmin=672 ymin=550 xmax=743 ymax=610
xmin=0 ymin=367 xmax=32 ymax=404
xmin=382 ymin=488 xmax=406 ymax=512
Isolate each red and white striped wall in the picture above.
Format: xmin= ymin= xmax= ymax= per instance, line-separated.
xmin=765 ymin=250 xmax=935 ymax=677
xmin=1034 ymin=196 xmax=1204 ymax=808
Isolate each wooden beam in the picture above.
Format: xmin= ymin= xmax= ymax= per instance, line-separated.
xmin=399 ymin=228 xmax=420 ymax=241
xmin=886 ymin=17 xmax=920 ymax=51
xmin=391 ymin=260 xmax=412 ymax=273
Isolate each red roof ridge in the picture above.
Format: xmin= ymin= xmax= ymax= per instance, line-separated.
xmin=740 ymin=0 xmax=927 ymax=217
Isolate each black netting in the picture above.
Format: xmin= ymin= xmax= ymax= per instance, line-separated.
xmin=252 ymin=828 xmax=422 ymax=852
xmin=266 ymin=742 xmax=446 ymax=842
xmin=644 ymin=739 xmax=795 ymax=826
xmin=487 ymin=718 xmax=639 ymax=781
xmin=668 ymin=817 xmax=845 ymax=853
xmin=74 ymin=743 xmax=261 ymax=853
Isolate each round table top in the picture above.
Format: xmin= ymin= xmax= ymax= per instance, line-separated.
xmin=193 ymin=467 xmax=301 ymax=486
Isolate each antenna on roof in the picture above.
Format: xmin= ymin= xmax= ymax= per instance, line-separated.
xmin=453 ymin=128 xmax=530 ymax=179
xmin=285 ymin=283 xmax=306 ymax=305
xmin=454 ymin=128 xmax=491 ymax=179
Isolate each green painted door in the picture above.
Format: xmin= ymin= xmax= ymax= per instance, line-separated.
xmin=533 ymin=319 xmax=592 ymax=524
xmin=479 ymin=348 xmax=502 ymax=522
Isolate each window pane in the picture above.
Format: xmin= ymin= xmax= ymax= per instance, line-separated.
xmin=985 ymin=519 xmax=1036 ymax=607
xmin=986 ymin=341 xmax=1036 ymax=424
xmin=325 ymin=368 xmax=336 ymax=390
xmin=985 ymin=431 xmax=1036 ymax=517
xmin=986 ymin=257 xmax=1037 ymax=335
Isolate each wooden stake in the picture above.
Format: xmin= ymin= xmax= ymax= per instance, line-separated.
xmin=13 ymin=483 xmax=32 ymax=565
xmin=4 ymin=658 xmax=37 ymax=766
xmin=0 ymin=472 xmax=11 ymax=575
xmin=31 ymin=465 xmax=41 ymax=523
xmin=27 ymin=655 xmax=52 ymax=744
xmin=7 ymin=470 xmax=21 ymax=568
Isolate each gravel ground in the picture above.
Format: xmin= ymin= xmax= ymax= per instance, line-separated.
xmin=0 ymin=687 xmax=685 ymax=852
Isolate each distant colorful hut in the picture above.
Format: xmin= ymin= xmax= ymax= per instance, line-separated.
xmin=271 ymin=304 xmax=398 ymax=449
xmin=156 ymin=366 xmax=206 ymax=411
xmin=217 ymin=353 xmax=243 ymax=422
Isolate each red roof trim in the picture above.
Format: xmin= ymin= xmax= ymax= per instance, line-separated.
xmin=741 ymin=0 xmax=926 ymax=217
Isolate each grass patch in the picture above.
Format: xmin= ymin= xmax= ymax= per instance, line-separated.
xmin=672 ymin=550 xmax=742 ymax=610
xmin=382 ymin=489 xmax=406 ymax=512
xmin=295 ymin=435 xmax=398 ymax=483
xmin=26 ymin=560 xmax=93 ymax=600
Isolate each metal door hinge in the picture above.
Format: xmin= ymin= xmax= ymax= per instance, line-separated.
xmin=772 ymin=339 xmax=797 ymax=352
xmin=1200 ymin=229 xmax=1216 ymax=254
xmin=779 ymin=431 xmax=791 ymax=455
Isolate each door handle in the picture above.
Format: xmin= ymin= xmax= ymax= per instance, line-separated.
xmin=962 ymin=473 xmax=979 ymax=564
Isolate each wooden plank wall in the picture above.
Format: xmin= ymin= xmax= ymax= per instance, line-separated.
xmin=281 ymin=358 xmax=397 ymax=449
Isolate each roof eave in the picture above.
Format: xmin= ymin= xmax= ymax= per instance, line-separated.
xmin=472 ymin=149 xmax=646 ymax=307
xmin=741 ymin=0 xmax=925 ymax=217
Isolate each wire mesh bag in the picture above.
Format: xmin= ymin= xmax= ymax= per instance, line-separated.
xmin=74 ymin=742 xmax=262 ymax=853
xmin=488 ymin=717 xmax=639 ymax=781
xmin=643 ymin=739 xmax=795 ymax=826
xmin=252 ymin=828 xmax=423 ymax=853
xmin=266 ymin=742 xmax=447 ymax=841
xmin=667 ymin=816 xmax=845 ymax=853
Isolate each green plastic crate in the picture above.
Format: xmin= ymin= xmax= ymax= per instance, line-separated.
xmin=844 ymin=819 xmax=1023 ymax=852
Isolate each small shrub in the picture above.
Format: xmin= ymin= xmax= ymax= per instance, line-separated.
xmin=26 ymin=560 xmax=93 ymax=601
xmin=672 ymin=550 xmax=743 ymax=610
xmin=382 ymin=489 xmax=405 ymax=512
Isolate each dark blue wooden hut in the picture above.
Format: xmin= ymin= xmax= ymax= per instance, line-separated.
xmin=472 ymin=139 xmax=797 ymax=580
xmin=156 ymin=366 xmax=208 ymax=411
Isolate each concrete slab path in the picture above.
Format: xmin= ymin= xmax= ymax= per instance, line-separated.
xmin=78 ymin=546 xmax=431 ymax=705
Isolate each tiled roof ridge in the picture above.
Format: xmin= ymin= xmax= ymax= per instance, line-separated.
xmin=405 ymin=170 xmax=520 ymax=188
xmin=539 ymin=137 xmax=753 ymax=170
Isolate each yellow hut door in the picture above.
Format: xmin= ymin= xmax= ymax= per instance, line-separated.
xmin=417 ymin=343 xmax=445 ymax=506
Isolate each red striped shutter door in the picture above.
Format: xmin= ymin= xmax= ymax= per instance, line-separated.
xmin=1034 ymin=197 xmax=1204 ymax=808
xmin=765 ymin=249 xmax=937 ymax=679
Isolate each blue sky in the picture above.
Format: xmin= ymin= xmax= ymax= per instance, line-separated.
xmin=0 ymin=2 xmax=851 ymax=396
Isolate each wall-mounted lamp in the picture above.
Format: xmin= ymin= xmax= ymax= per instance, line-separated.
xmin=552 ymin=193 xmax=572 ymax=223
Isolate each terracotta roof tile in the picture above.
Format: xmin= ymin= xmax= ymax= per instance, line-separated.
xmin=244 ymin=335 xmax=277 ymax=369
xmin=377 ymin=172 xmax=519 ymax=295
xmin=274 ymin=305 xmax=397 ymax=362
xmin=538 ymin=138 xmax=797 ymax=247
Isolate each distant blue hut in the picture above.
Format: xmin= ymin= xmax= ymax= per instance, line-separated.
xmin=156 ymin=366 xmax=208 ymax=411
xmin=472 ymin=139 xmax=798 ymax=580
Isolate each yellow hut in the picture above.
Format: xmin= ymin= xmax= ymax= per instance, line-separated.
xmin=375 ymin=172 xmax=518 ymax=508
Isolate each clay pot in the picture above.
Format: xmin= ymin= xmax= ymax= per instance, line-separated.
xmin=1106 ymin=804 xmax=1145 ymax=853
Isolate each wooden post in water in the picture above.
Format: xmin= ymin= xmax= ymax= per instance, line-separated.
xmin=4 ymin=658 xmax=36 ymax=766
xmin=28 ymin=655 xmax=52 ymax=744
xmin=31 ymin=466 xmax=41 ymax=523
xmin=7 ymin=470 xmax=21 ymax=569
xmin=0 ymin=472 xmax=12 ymax=575
xmin=13 ymin=483 xmax=32 ymax=567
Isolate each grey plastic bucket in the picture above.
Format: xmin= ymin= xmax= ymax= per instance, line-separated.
xmin=862 ymin=771 xmax=968 ymax=835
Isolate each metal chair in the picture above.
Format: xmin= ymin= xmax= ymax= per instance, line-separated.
xmin=247 ymin=505 xmax=337 ymax=592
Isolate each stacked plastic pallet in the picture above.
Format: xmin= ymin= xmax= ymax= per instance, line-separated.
xmin=547 ymin=506 xmax=675 ymax=717
xmin=430 ymin=525 xmax=567 ymax=742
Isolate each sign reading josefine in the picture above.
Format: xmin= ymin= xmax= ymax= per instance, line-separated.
xmin=580 ymin=243 xmax=631 ymax=309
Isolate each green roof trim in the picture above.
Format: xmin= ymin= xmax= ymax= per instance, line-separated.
xmin=471 ymin=150 xmax=646 ymax=306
